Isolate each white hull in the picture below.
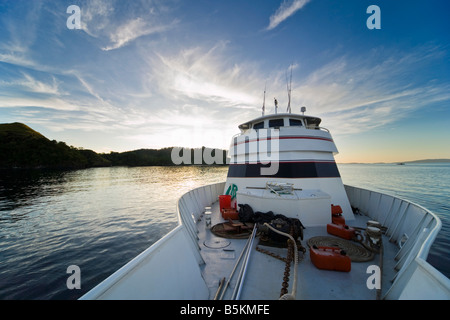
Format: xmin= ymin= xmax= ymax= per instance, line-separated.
xmin=81 ymin=182 xmax=450 ymax=300
xmin=81 ymin=112 xmax=450 ymax=300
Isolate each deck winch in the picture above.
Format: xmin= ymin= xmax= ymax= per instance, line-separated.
xmin=258 ymin=215 xmax=304 ymax=245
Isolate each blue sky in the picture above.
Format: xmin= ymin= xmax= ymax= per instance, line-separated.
xmin=1 ymin=0 xmax=449 ymax=162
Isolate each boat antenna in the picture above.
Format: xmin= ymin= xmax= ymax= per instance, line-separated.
xmin=274 ymin=98 xmax=278 ymax=114
xmin=262 ymin=82 xmax=266 ymax=116
xmin=286 ymin=65 xmax=293 ymax=113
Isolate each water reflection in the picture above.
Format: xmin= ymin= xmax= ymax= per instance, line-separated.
xmin=0 ymin=169 xmax=71 ymax=212
xmin=0 ymin=166 xmax=228 ymax=299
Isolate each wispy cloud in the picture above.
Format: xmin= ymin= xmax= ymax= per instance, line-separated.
xmin=70 ymin=72 xmax=109 ymax=105
xmin=144 ymin=41 xmax=449 ymax=144
xmin=0 ymin=52 xmax=36 ymax=70
xmin=0 ymin=1 xmax=43 ymax=70
xmin=19 ymin=73 xmax=62 ymax=95
xmin=102 ymin=18 xmax=177 ymax=51
xmin=78 ymin=0 xmax=177 ymax=51
xmin=267 ymin=0 xmax=311 ymax=30
xmin=79 ymin=0 xmax=115 ymax=38
xmin=0 ymin=96 xmax=80 ymax=113
xmin=291 ymin=45 xmax=450 ymax=135
xmin=151 ymin=41 xmax=262 ymax=108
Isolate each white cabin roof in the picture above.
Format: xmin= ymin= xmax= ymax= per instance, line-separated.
xmin=238 ymin=113 xmax=322 ymax=131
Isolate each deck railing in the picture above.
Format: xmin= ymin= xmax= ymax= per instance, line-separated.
xmin=176 ymin=182 xmax=226 ymax=263
xmin=344 ymin=185 xmax=450 ymax=299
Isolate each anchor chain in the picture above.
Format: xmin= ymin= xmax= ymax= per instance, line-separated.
xmin=256 ymin=225 xmax=305 ymax=298
xmin=255 ymin=246 xmax=290 ymax=263
xmin=280 ymin=238 xmax=295 ymax=297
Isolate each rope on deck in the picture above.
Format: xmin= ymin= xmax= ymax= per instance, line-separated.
xmin=307 ymin=236 xmax=375 ymax=262
xmin=263 ymin=223 xmax=299 ymax=300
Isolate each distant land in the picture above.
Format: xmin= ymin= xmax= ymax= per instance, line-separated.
xmin=400 ymin=159 xmax=450 ymax=164
xmin=340 ymin=159 xmax=450 ymax=164
xmin=0 ymin=123 xmax=227 ymax=170
xmin=1 ymin=122 xmax=448 ymax=170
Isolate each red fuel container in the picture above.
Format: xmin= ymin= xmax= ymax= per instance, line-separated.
xmin=222 ymin=208 xmax=239 ymax=220
xmin=310 ymin=245 xmax=351 ymax=272
xmin=331 ymin=205 xmax=345 ymax=225
xmin=219 ymin=195 xmax=232 ymax=213
xmin=327 ymin=223 xmax=356 ymax=240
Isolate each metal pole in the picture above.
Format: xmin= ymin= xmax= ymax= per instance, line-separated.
xmin=233 ymin=225 xmax=258 ymax=300
xmin=214 ymin=277 xmax=226 ymax=300
xmin=219 ymin=229 xmax=253 ymax=300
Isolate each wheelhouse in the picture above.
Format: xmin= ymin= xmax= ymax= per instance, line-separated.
xmin=238 ymin=113 xmax=324 ymax=133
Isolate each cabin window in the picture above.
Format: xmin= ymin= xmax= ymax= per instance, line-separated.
xmin=268 ymin=119 xmax=284 ymax=128
xmin=289 ymin=119 xmax=303 ymax=127
xmin=305 ymin=118 xmax=321 ymax=129
xmin=253 ymin=121 xmax=264 ymax=130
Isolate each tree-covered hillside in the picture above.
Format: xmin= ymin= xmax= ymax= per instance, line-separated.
xmin=0 ymin=122 xmax=110 ymax=169
xmin=0 ymin=123 xmax=228 ymax=169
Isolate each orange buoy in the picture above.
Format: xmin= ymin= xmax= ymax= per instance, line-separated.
xmin=327 ymin=223 xmax=356 ymax=240
xmin=310 ymin=245 xmax=351 ymax=272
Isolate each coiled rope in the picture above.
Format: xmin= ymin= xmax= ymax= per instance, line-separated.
xmin=307 ymin=236 xmax=374 ymax=262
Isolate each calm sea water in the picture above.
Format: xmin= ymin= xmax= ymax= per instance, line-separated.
xmin=0 ymin=164 xmax=449 ymax=300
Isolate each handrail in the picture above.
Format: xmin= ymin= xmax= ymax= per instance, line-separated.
xmin=176 ymin=182 xmax=226 ymax=253
xmin=317 ymin=126 xmax=330 ymax=132
xmin=346 ymin=185 xmax=442 ymax=262
xmin=344 ymin=185 xmax=450 ymax=299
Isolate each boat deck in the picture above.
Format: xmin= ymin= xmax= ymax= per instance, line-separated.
xmin=199 ymin=201 xmax=399 ymax=300
xmin=80 ymin=183 xmax=450 ymax=300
